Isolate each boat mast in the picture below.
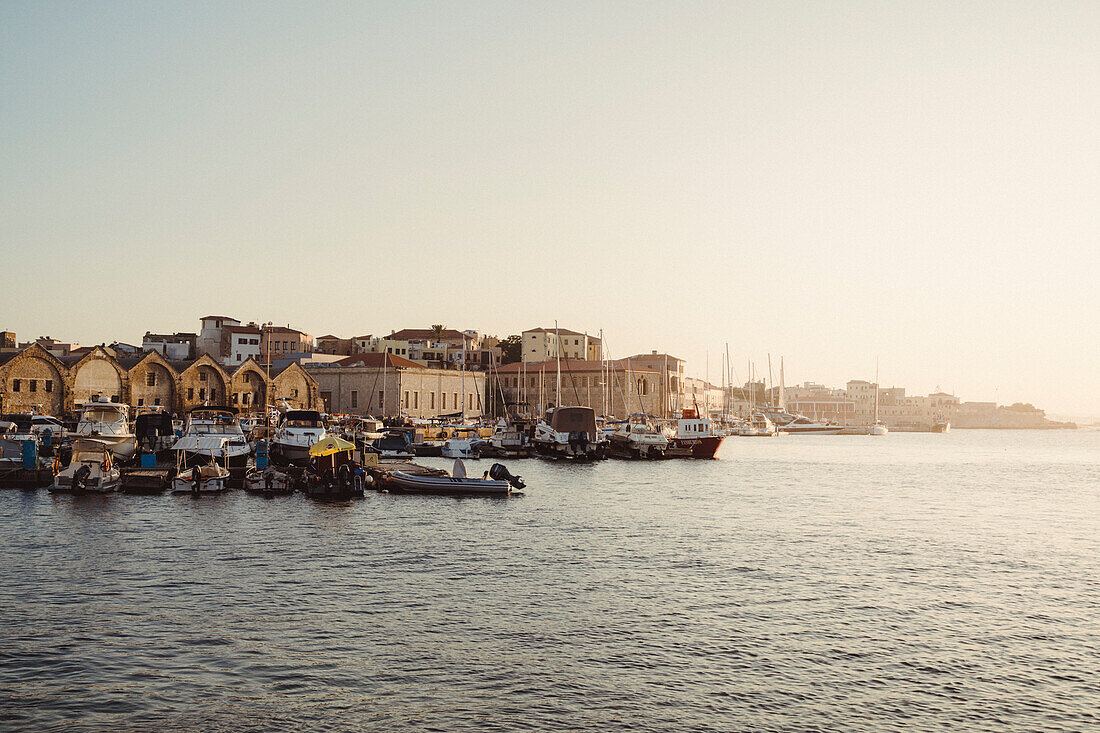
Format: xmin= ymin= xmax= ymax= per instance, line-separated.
xmin=779 ymin=357 xmax=786 ymax=412
xmin=554 ymin=320 xmax=561 ymax=408
xmin=460 ymin=333 xmax=466 ymax=421
xmin=874 ymin=358 xmax=880 ymax=424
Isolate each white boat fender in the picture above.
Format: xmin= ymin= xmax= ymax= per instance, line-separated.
xmin=453 ymin=459 xmax=467 ymax=478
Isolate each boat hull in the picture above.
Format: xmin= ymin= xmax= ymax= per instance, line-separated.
xmin=667 ymin=435 xmax=724 ymax=458
xmin=781 ymin=426 xmax=843 ymax=436
xmin=387 ymin=471 xmax=514 ymax=496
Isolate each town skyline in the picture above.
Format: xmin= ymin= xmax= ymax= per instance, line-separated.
xmin=1 ymin=311 xmax=1088 ymax=423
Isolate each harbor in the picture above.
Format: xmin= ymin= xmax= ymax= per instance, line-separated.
xmin=3 ymin=428 xmax=1098 ymax=731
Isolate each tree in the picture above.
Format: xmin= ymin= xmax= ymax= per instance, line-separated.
xmin=499 ymin=334 xmax=522 ymax=364
xmin=430 ymin=324 xmax=446 ymax=344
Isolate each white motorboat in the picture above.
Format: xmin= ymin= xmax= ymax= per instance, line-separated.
xmin=243 ymin=465 xmax=294 ymax=494
xmin=869 ymin=421 xmax=889 ymax=436
xmin=737 ymin=412 xmax=782 ymax=437
xmin=441 ymin=435 xmax=488 ymax=459
xmin=272 ymin=410 xmax=328 ymax=465
xmin=173 ymin=462 xmax=231 ymax=494
xmin=50 ymin=438 xmax=121 ymax=493
xmin=386 ymin=459 xmax=525 ymax=496
xmin=608 ymin=419 xmax=669 ymax=458
xmin=488 ymin=418 xmax=531 ymax=457
xmin=176 ymin=407 xmax=252 ymax=468
xmin=171 ymin=436 xmax=231 ymax=494
xmin=70 ymin=398 xmax=137 ymax=459
xmin=779 ymin=416 xmax=843 ymax=435
xmin=533 ymin=406 xmax=607 ymax=460
xmin=0 ymin=419 xmax=34 ymax=464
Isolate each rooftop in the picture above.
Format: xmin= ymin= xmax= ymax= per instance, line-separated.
xmin=388 ymin=328 xmax=467 ymax=341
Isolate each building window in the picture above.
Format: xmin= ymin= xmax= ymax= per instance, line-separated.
xmin=232 ymin=393 xmax=239 ymax=404
xmin=199 ymin=371 xmax=207 ymax=382
xmin=236 ymin=354 xmax=242 ymax=361
xmin=404 ymin=391 xmax=409 ymax=408
xmin=454 ymin=393 xmax=458 ymax=409
xmin=441 ymin=393 xmax=446 ymax=409
xmin=29 ymin=380 xmax=37 ymax=393
xmin=199 ymin=388 xmax=205 ymax=400
xmin=45 ymin=380 xmax=52 ymax=393
xmin=111 ymin=395 xmax=119 ymax=403
xmin=137 ymin=398 xmax=144 ymax=406
xmin=147 ymin=372 xmax=156 ymax=387
xmin=430 ymin=392 xmax=435 ymax=409
xmin=351 ymin=391 xmax=358 ymax=409
xmin=188 ymin=388 xmax=194 ymax=400
xmin=154 ymin=398 xmax=161 ymax=406
xmin=11 ymin=379 xmax=19 ymax=392
xmin=414 ymin=392 xmax=419 ymax=409
xmin=378 ymin=391 xmax=384 ymax=407
xmin=243 ymin=393 xmax=250 ymax=405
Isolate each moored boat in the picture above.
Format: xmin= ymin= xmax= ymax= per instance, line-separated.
xmin=385 ymin=459 xmax=525 ymax=496
xmin=608 ymin=418 xmax=669 ymax=459
xmin=271 ymin=410 xmax=329 ymax=465
xmin=50 ymin=438 xmax=121 ymax=493
xmin=69 ymin=398 xmax=137 ymax=460
xmin=667 ymin=408 xmax=725 ymax=458
xmin=533 ymin=406 xmax=606 ymax=460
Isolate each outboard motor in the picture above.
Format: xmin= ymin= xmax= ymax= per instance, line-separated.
xmin=71 ymin=464 xmax=91 ymax=491
xmin=489 ymin=463 xmax=525 ymax=490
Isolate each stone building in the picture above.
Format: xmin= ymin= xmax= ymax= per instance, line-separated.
xmin=493 ymin=359 xmax=661 ymax=419
xmin=306 ymin=353 xmax=488 ymax=419
xmin=0 ymin=344 xmax=318 ymax=417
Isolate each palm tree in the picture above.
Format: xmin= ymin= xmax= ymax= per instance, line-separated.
xmin=430 ymin=324 xmax=446 ymax=344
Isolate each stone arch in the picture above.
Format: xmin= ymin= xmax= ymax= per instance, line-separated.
xmin=0 ymin=345 xmax=67 ymax=416
xmin=230 ymin=360 xmax=269 ymax=413
xmin=70 ymin=348 xmax=128 ymax=407
xmin=128 ymin=353 xmax=178 ymax=411
xmin=178 ymin=356 xmax=229 ymax=411
xmin=273 ymin=363 xmax=317 ymax=409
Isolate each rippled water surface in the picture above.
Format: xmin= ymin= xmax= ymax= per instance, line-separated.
xmin=2 ymin=430 xmax=1099 ymax=731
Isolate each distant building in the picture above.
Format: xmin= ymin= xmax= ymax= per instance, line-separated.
xmin=306 ymin=353 xmax=488 ymax=419
xmin=18 ymin=337 xmax=82 ymax=358
xmin=521 ymin=328 xmax=602 ymax=363
xmin=224 ymin=324 xmax=262 ymax=365
xmin=142 ymin=332 xmax=196 ymax=361
xmin=624 ymin=351 xmax=685 ymax=418
xmin=315 ymin=335 xmax=354 ymax=356
xmin=260 ymin=325 xmax=313 ymax=363
xmin=1 ymin=331 xmax=16 ymax=352
xmin=493 ymin=359 xmax=661 ymax=418
xmin=198 ymin=315 xmax=241 ymax=359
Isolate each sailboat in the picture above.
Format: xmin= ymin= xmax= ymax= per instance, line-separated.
xmin=869 ymin=359 xmax=888 ymax=436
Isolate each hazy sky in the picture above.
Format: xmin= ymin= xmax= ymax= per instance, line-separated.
xmin=2 ymin=1 xmax=1098 ymax=418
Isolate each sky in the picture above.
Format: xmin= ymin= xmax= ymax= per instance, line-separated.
xmin=1 ymin=1 xmax=1098 ymax=420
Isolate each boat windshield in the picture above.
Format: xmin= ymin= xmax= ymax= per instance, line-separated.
xmin=285 ymin=418 xmax=321 ymax=428
xmin=189 ymin=422 xmax=244 ymax=435
xmin=81 ymin=408 xmax=123 ymax=424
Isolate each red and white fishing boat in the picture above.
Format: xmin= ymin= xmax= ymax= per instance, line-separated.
xmin=667 ymin=407 xmax=725 ymax=459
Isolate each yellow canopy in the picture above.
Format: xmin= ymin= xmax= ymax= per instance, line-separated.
xmin=308 ymin=436 xmax=356 ymax=457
